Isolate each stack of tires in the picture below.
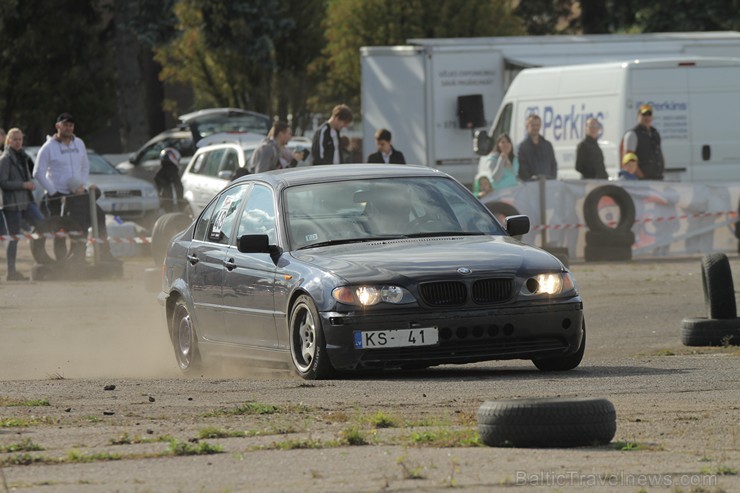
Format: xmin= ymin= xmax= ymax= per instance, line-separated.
xmin=583 ymin=185 xmax=635 ymax=262
xmin=681 ymin=253 xmax=740 ymax=346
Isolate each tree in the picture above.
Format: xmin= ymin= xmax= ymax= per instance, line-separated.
xmin=316 ymin=0 xmax=525 ymax=112
xmin=0 ymin=0 xmax=115 ymax=144
xmin=513 ymin=0 xmax=574 ymax=35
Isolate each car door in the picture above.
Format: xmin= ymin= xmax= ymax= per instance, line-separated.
xmin=188 ymin=148 xmax=227 ymax=213
xmin=222 ymin=184 xmax=280 ymax=348
xmin=186 ymin=184 xmax=247 ymax=343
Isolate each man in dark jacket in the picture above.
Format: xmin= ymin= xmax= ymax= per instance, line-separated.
xmin=367 ymin=128 xmax=406 ymax=164
xmin=517 ymin=114 xmax=558 ymax=181
xmin=622 ymin=103 xmax=665 ymax=180
xmin=311 ymin=104 xmax=353 ymax=165
xmin=0 ymin=128 xmax=44 ymax=280
xmin=575 ymin=118 xmax=608 ymax=179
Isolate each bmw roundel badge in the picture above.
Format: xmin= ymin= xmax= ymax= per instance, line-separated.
xmin=457 ymin=267 xmax=472 ymax=275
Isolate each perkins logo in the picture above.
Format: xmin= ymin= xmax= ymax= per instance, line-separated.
xmin=525 ymin=105 xmax=606 ymax=142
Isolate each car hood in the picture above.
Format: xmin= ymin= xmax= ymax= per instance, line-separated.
xmin=290 ymin=236 xmax=563 ymax=283
xmin=89 ymin=174 xmax=156 ymax=191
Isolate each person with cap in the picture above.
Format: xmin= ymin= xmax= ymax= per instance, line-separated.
xmin=619 ymin=152 xmax=640 ymax=180
xmin=622 ymin=103 xmax=665 ymax=180
xmin=33 ymin=112 xmax=120 ymax=263
xmin=154 ymin=147 xmax=184 ymax=213
xmin=575 ymin=118 xmax=608 ymax=179
xmin=0 ymin=128 xmax=45 ymax=280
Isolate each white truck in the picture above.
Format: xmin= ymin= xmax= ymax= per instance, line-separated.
xmin=475 ymin=57 xmax=740 ymax=182
xmin=361 ymin=32 xmax=740 ymax=186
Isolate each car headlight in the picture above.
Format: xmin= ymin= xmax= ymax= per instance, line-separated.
xmin=520 ymin=272 xmax=576 ymax=296
xmin=332 ymin=285 xmax=416 ymax=306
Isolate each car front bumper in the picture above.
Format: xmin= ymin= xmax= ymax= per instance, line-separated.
xmin=320 ymin=300 xmax=584 ymax=370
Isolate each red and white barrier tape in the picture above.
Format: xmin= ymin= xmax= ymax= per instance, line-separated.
xmin=528 ymin=210 xmax=737 ymax=232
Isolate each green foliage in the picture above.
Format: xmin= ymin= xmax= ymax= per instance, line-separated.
xmin=0 ymin=438 xmax=44 ymax=453
xmin=167 ymin=438 xmax=223 ymax=456
xmin=369 ymin=411 xmax=397 ymax=429
xmin=0 ymin=398 xmax=50 ymax=407
xmin=204 ymin=401 xmax=279 ymax=417
xmin=340 ymin=425 xmax=368 ymax=445
xmin=66 ymin=449 xmax=122 ymax=463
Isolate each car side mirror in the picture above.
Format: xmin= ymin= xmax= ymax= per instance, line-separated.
xmin=128 ymin=152 xmax=136 ymax=164
xmin=474 ymin=130 xmax=492 ymax=156
xmin=218 ymin=170 xmax=235 ymax=180
xmin=505 ymin=215 xmax=530 ymax=236
xmin=237 ymin=234 xmax=280 ymax=256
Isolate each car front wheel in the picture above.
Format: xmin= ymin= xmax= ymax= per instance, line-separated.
xmin=172 ymin=299 xmax=202 ymax=375
xmin=532 ymin=319 xmax=586 ymax=371
xmin=289 ymin=295 xmax=335 ymax=380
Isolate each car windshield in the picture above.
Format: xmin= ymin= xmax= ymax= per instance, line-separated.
xmin=284 ymin=176 xmax=505 ymax=250
xmin=89 ymin=153 xmax=120 ymax=175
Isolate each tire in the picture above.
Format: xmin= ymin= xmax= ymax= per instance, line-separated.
xmin=171 ymin=299 xmax=203 ymax=375
xmin=681 ymin=317 xmax=740 ymax=347
xmin=584 ymin=244 xmax=632 ymax=262
xmin=701 ymin=253 xmax=736 ymax=320
xmin=477 ymin=397 xmax=616 ymax=448
xmin=583 ymin=185 xmax=635 ymax=234
xmin=289 ymin=295 xmax=335 ymax=380
xmin=532 ymin=319 xmax=586 ymax=371
xmin=30 ymin=216 xmax=83 ymax=264
xmin=584 ymin=230 xmax=635 ymax=247
xmin=151 ymin=212 xmax=192 ymax=266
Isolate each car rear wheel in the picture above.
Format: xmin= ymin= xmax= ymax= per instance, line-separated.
xmin=172 ymin=299 xmax=202 ymax=375
xmin=532 ymin=319 xmax=586 ymax=371
xmin=289 ymin=295 xmax=335 ymax=380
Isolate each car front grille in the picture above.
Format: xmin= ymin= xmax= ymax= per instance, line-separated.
xmin=104 ymin=190 xmax=143 ymax=198
xmin=420 ymin=278 xmax=513 ymax=307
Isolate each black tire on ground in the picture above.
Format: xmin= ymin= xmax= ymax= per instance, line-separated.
xmin=584 ymin=230 xmax=635 ymax=247
xmin=701 ymin=253 xmax=737 ymax=320
xmin=533 ymin=319 xmax=585 ymax=371
xmin=681 ymin=317 xmax=740 ymax=347
xmin=583 ymin=185 xmax=636 ymax=234
xmin=289 ymin=294 xmax=335 ymax=380
xmin=584 ymin=244 xmax=632 ymax=262
xmin=477 ymin=397 xmax=616 ymax=448
xmin=171 ymin=299 xmax=203 ymax=375
xmin=151 ymin=213 xmax=192 ymax=265
xmin=30 ymin=216 xmax=83 ymax=264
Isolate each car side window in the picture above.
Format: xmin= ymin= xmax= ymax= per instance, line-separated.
xmin=192 ymin=149 xmax=225 ymax=177
xmin=193 ymin=185 xmax=246 ymax=244
xmin=221 ymin=149 xmax=239 ymax=174
xmin=237 ymin=185 xmax=276 ymax=244
xmin=189 ymin=153 xmax=206 ymax=174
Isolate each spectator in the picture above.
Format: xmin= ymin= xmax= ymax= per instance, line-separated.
xmin=339 ymin=136 xmax=353 ymax=163
xmin=485 ymin=133 xmax=520 ymax=190
xmin=0 ymin=128 xmax=45 ymax=280
xmin=248 ymin=121 xmax=292 ymax=174
xmin=0 ymin=128 xmax=5 ymax=152
xmin=33 ymin=113 xmax=120 ymax=264
xmin=473 ymin=174 xmax=494 ymax=198
xmin=349 ymin=137 xmax=364 ymax=163
xmin=618 ymin=152 xmax=640 ymax=180
xmin=311 ymin=104 xmax=353 ymax=165
xmin=154 ymin=147 xmax=184 ymax=213
xmin=623 ymin=103 xmax=665 ymax=180
xmin=517 ymin=114 xmax=557 ymax=181
xmin=367 ymin=128 xmax=406 ymax=164
xmin=575 ymin=118 xmax=608 ymax=179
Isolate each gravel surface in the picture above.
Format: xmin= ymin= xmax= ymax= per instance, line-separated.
xmin=0 ymin=254 xmax=738 ymax=492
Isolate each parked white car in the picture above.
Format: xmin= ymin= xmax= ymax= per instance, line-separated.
xmin=181 ymin=133 xmax=312 ymax=215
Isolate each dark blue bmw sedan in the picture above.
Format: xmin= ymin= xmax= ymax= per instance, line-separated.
xmin=159 ymin=164 xmax=584 ymax=379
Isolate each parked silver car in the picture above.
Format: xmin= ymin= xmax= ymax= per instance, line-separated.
xmin=27 ymin=147 xmax=160 ymax=222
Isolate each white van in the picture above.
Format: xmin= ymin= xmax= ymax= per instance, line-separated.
xmin=476 ymin=57 xmax=740 ymax=182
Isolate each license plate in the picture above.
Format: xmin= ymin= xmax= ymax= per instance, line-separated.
xmin=353 ymin=328 xmax=438 ymax=349
xmin=112 ymin=203 xmax=131 ymax=211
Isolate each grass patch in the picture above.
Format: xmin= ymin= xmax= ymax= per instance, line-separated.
xmin=614 ymin=441 xmax=663 ymax=451
xmin=0 ymin=439 xmax=44 ymax=453
xmin=198 ymin=426 xmax=248 ymax=439
xmin=340 ymin=426 xmax=368 ymax=446
xmin=167 ymin=439 xmax=222 ymax=456
xmin=700 ymin=464 xmax=737 ymax=476
xmin=0 ymin=398 xmax=51 ymax=407
xmin=368 ymin=411 xmax=397 ymax=429
xmin=204 ymin=401 xmax=278 ymax=417
xmin=0 ymin=453 xmax=48 ymax=466
xmin=66 ymin=449 xmax=122 ymax=463
xmin=110 ymin=433 xmax=175 ymax=445
xmin=0 ymin=416 xmax=56 ymax=428
xmin=405 ymin=428 xmax=481 ymax=447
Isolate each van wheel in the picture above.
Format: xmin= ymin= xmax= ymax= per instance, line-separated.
xmin=477 ymin=397 xmax=616 ymax=447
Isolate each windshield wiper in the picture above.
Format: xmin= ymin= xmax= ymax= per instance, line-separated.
xmin=404 ymin=231 xmax=486 ymax=238
xmin=296 ymin=236 xmax=407 ymax=250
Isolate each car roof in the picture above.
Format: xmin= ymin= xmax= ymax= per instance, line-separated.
xmin=178 ymin=107 xmax=270 ymax=123
xmin=235 ymin=164 xmax=447 ymax=188
xmin=195 ymin=131 xmax=265 ymax=149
